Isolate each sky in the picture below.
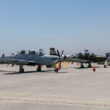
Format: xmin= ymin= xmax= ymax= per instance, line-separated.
xmin=0 ymin=0 xmax=110 ymax=55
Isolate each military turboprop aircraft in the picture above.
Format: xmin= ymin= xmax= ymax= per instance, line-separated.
xmin=0 ymin=49 xmax=64 ymax=73
xmin=64 ymin=50 xmax=107 ymax=68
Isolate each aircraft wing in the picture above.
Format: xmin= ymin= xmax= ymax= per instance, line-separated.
xmin=72 ymin=58 xmax=89 ymax=63
xmin=0 ymin=58 xmax=36 ymax=65
xmin=64 ymin=57 xmax=89 ymax=63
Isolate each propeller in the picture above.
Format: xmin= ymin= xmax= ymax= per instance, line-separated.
xmin=52 ymin=50 xmax=68 ymax=72
xmin=57 ymin=50 xmax=63 ymax=70
xmin=61 ymin=50 xmax=64 ymax=57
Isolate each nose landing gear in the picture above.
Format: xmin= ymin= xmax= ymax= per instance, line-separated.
xmin=54 ymin=68 xmax=58 ymax=72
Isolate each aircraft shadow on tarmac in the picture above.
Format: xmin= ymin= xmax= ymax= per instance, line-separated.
xmin=67 ymin=66 xmax=101 ymax=69
xmin=0 ymin=70 xmax=17 ymax=73
xmin=76 ymin=66 xmax=101 ymax=69
xmin=2 ymin=70 xmax=67 ymax=75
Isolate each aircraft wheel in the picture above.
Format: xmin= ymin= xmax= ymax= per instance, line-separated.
xmin=104 ymin=65 xmax=107 ymax=68
xmin=37 ymin=68 xmax=41 ymax=71
xmin=54 ymin=68 xmax=58 ymax=72
xmin=37 ymin=65 xmax=41 ymax=72
xmin=19 ymin=65 xmax=24 ymax=73
xmin=81 ymin=65 xmax=84 ymax=68
xmin=80 ymin=63 xmax=84 ymax=68
xmin=19 ymin=69 xmax=24 ymax=73
xmin=22 ymin=68 xmax=24 ymax=72
xmin=88 ymin=63 xmax=92 ymax=68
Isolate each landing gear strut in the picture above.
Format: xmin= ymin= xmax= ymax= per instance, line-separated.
xmin=104 ymin=65 xmax=107 ymax=68
xmin=88 ymin=63 xmax=92 ymax=68
xmin=37 ymin=65 xmax=41 ymax=72
xmin=19 ymin=64 xmax=24 ymax=73
xmin=80 ymin=63 xmax=84 ymax=68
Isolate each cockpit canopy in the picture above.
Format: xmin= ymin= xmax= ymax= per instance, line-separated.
xmin=37 ymin=49 xmax=45 ymax=56
xmin=18 ymin=49 xmax=45 ymax=56
xmin=28 ymin=49 xmax=36 ymax=55
xmin=19 ymin=50 xmax=26 ymax=55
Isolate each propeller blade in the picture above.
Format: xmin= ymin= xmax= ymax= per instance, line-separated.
xmin=61 ymin=50 xmax=64 ymax=57
xmin=53 ymin=49 xmax=65 ymax=71
xmin=57 ymin=50 xmax=60 ymax=57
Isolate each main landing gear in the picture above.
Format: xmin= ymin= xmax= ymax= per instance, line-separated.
xmin=37 ymin=65 xmax=41 ymax=72
xmin=80 ymin=63 xmax=92 ymax=68
xmin=19 ymin=64 xmax=24 ymax=73
xmin=104 ymin=65 xmax=107 ymax=68
xmin=80 ymin=63 xmax=84 ymax=68
xmin=88 ymin=63 xmax=92 ymax=68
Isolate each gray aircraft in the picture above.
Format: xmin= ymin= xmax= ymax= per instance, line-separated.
xmin=0 ymin=49 xmax=64 ymax=73
xmin=64 ymin=50 xmax=107 ymax=68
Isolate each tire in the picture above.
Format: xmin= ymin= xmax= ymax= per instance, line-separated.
xmin=19 ymin=68 xmax=24 ymax=73
xmin=37 ymin=66 xmax=41 ymax=72
xmin=104 ymin=65 xmax=107 ymax=68
xmin=22 ymin=68 xmax=24 ymax=72
xmin=54 ymin=68 xmax=58 ymax=73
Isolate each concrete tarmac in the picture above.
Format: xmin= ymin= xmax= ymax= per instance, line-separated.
xmin=0 ymin=64 xmax=110 ymax=110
